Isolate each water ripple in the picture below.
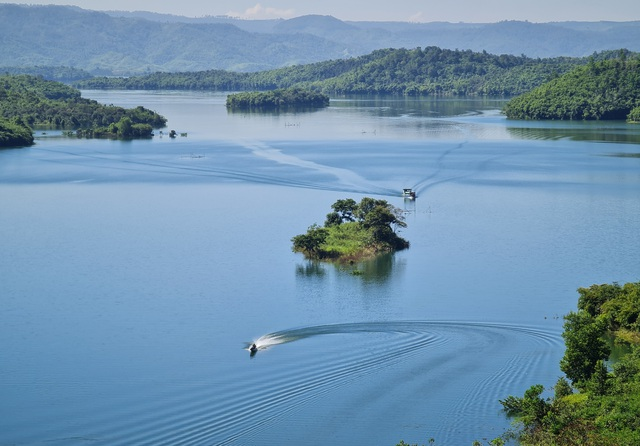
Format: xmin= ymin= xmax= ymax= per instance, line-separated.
xmin=109 ymin=321 xmax=562 ymax=445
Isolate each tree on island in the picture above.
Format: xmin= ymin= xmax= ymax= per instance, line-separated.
xmin=292 ymin=197 xmax=409 ymax=261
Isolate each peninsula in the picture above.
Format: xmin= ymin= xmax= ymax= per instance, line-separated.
xmin=292 ymin=197 xmax=409 ymax=262
xmin=0 ymin=74 xmax=166 ymax=147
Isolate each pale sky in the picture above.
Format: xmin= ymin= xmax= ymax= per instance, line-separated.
xmin=2 ymin=0 xmax=640 ymax=22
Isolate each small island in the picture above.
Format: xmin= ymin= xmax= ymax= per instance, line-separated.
xmin=292 ymin=197 xmax=409 ymax=262
xmin=0 ymin=74 xmax=167 ymax=147
xmin=226 ymin=87 xmax=329 ymax=110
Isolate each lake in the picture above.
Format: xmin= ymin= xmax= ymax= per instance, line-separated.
xmin=1 ymin=91 xmax=639 ymax=445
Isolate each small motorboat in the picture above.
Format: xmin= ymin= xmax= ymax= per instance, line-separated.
xmin=249 ymin=343 xmax=258 ymax=354
xmin=402 ymin=188 xmax=416 ymax=200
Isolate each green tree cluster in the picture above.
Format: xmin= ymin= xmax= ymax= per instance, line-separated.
xmin=628 ymin=106 xmax=640 ymax=123
xmin=226 ymin=88 xmax=329 ymax=109
xmin=0 ymin=74 xmax=166 ymax=140
xmin=504 ymin=53 xmax=640 ymax=120
xmin=292 ymin=197 xmax=409 ymax=261
xmin=499 ymin=281 xmax=640 ymax=445
xmin=0 ymin=116 xmax=34 ymax=147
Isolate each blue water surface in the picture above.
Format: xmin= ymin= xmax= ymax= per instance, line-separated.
xmin=1 ymin=92 xmax=639 ymax=445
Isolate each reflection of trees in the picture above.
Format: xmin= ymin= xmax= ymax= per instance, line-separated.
xmin=332 ymin=95 xmax=506 ymax=119
xmin=340 ymin=253 xmax=397 ymax=283
xmin=295 ymin=253 xmax=399 ymax=283
xmin=295 ymin=261 xmax=326 ymax=277
xmin=506 ymin=125 xmax=640 ymax=144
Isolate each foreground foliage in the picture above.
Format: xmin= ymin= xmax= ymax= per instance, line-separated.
xmin=504 ymin=52 xmax=640 ymax=120
xmin=0 ymin=74 xmax=166 ymax=143
xmin=292 ymin=198 xmax=409 ymax=261
xmin=498 ymin=281 xmax=640 ymax=445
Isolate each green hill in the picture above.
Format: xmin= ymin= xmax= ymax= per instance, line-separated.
xmin=76 ymin=46 xmax=590 ymax=97
xmin=504 ymin=53 xmax=640 ymax=120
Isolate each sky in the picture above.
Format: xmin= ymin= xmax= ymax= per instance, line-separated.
xmin=2 ymin=0 xmax=640 ymax=22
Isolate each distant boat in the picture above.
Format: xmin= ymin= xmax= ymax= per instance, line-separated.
xmin=402 ymin=188 xmax=416 ymax=200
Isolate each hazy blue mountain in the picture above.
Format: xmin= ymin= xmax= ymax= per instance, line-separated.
xmin=2 ymin=4 xmax=639 ymax=75
xmin=0 ymin=5 xmax=346 ymax=74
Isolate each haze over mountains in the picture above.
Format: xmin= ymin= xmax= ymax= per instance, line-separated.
xmin=2 ymin=4 xmax=639 ymax=75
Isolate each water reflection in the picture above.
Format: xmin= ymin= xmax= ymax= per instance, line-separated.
xmin=295 ymin=253 xmax=399 ymax=283
xmin=331 ymin=95 xmax=508 ymax=118
xmin=295 ymin=260 xmax=327 ymax=277
xmin=226 ymin=106 xmax=324 ymax=116
xmin=506 ymin=122 xmax=640 ymax=143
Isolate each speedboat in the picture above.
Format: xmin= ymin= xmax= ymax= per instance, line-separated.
xmin=249 ymin=343 xmax=258 ymax=354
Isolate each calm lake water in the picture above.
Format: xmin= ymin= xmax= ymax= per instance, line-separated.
xmin=1 ymin=91 xmax=639 ymax=445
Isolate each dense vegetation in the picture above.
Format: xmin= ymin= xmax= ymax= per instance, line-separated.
xmin=0 ymin=117 xmax=34 ymax=147
xmin=226 ymin=88 xmax=329 ymax=110
xmin=292 ymin=198 xmax=409 ymax=261
xmin=0 ymin=75 xmax=166 ymax=144
xmin=629 ymin=106 xmax=640 ymax=123
xmin=497 ymin=281 xmax=640 ymax=445
xmin=76 ymin=47 xmax=593 ymax=97
xmin=504 ymin=53 xmax=640 ymax=120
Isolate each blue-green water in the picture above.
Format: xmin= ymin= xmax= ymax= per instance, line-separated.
xmin=1 ymin=92 xmax=639 ymax=445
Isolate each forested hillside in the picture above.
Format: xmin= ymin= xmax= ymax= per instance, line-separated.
xmin=0 ymin=4 xmax=347 ymax=74
xmin=2 ymin=4 xmax=640 ymax=75
xmin=76 ymin=47 xmax=592 ymax=97
xmin=504 ymin=54 xmax=640 ymax=120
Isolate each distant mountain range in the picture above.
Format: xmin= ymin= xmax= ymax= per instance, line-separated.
xmin=1 ymin=4 xmax=639 ymax=75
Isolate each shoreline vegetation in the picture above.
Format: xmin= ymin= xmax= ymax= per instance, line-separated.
xmin=0 ymin=74 xmax=167 ymax=148
xmin=292 ymin=198 xmax=409 ymax=262
xmin=492 ymin=281 xmax=640 ymax=446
